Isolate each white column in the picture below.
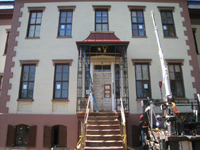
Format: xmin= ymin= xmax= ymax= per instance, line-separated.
xmin=90 ymin=63 xmax=94 ymax=111
xmin=111 ymin=62 xmax=115 ymax=111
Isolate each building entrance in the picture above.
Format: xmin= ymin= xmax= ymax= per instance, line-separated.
xmin=93 ymin=65 xmax=112 ymax=112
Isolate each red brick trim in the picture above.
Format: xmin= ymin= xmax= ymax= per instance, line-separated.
xmin=0 ymin=2 xmax=24 ymax=113
xmin=179 ymin=1 xmax=200 ymax=99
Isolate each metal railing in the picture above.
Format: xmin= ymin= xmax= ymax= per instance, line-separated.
xmin=120 ymin=97 xmax=127 ymax=150
xmin=73 ymin=95 xmax=91 ymax=150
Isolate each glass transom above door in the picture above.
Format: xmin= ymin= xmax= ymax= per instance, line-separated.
xmin=94 ymin=65 xmax=111 ymax=72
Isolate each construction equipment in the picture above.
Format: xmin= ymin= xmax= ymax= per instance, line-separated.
xmin=142 ymin=11 xmax=200 ymax=150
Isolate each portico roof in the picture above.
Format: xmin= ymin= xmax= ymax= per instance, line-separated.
xmin=76 ymin=31 xmax=129 ymax=47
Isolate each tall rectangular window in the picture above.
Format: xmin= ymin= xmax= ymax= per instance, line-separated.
xmin=131 ymin=10 xmax=145 ymax=36
xmin=168 ymin=64 xmax=184 ymax=97
xmin=135 ymin=64 xmax=151 ymax=98
xmin=95 ymin=10 xmax=108 ymax=31
xmin=27 ymin=11 xmax=43 ymax=37
xmin=160 ymin=11 xmax=176 ymax=37
xmin=54 ymin=64 xmax=69 ymax=99
xmin=85 ymin=64 xmax=90 ymax=98
xmin=19 ymin=65 xmax=36 ymax=99
xmin=58 ymin=11 xmax=73 ymax=36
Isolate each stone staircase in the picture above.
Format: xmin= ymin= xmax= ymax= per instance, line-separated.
xmin=84 ymin=112 xmax=123 ymax=150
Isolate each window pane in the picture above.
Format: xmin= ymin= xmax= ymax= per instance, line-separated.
xmin=21 ymin=82 xmax=28 ymax=98
xmin=136 ymin=65 xmax=142 ymax=80
xmin=62 ymin=82 xmax=68 ymax=90
xmin=132 ymin=17 xmax=137 ymax=23
xmin=24 ymin=126 xmax=29 ymax=134
xmin=27 ymin=82 xmax=34 ymax=98
xmin=35 ymin=25 xmax=41 ymax=37
xmin=132 ymin=24 xmax=137 ymax=30
xmin=96 ymin=24 xmax=101 ymax=31
xmin=63 ymin=73 xmax=68 ymax=81
xmin=103 ymin=65 xmax=111 ymax=72
xmin=30 ymin=18 xmax=36 ymax=24
xmin=56 ymin=72 xmax=62 ymax=81
xmin=36 ymin=16 xmax=42 ymax=24
xmin=56 ymin=82 xmax=61 ymax=89
xmin=37 ymin=12 xmax=42 ymax=18
xmin=56 ymin=65 xmax=62 ymax=72
xmin=132 ymin=11 xmax=136 ymax=17
xmin=62 ymin=89 xmax=68 ymax=98
xmin=143 ymin=81 xmax=150 ymax=97
xmin=175 ymin=72 xmax=181 ymax=80
xmin=102 ymin=24 xmax=108 ymax=31
xmin=168 ymin=65 xmax=174 ymax=72
xmin=142 ymin=65 xmax=149 ymax=80
xmin=162 ymin=17 xmax=167 ymax=23
xmin=67 ymin=11 xmax=72 ymax=17
xmin=55 ymin=89 xmax=61 ymax=98
xmin=138 ymin=17 xmax=143 ymax=23
xmin=63 ymin=65 xmax=69 ymax=72
xmin=133 ymin=30 xmax=138 ymax=36
xmin=136 ymin=81 xmax=143 ymax=98
xmin=29 ymin=66 xmax=35 ymax=81
xmin=60 ymin=17 xmax=66 ymax=23
xmin=166 ymin=12 xmax=172 ymax=17
xmin=95 ymin=65 xmax=102 ymax=72
xmin=16 ymin=135 xmax=22 ymax=144
xmin=161 ymin=12 xmax=166 ymax=18
xmin=102 ymin=16 xmax=108 ymax=23
xmin=137 ymin=11 xmax=143 ymax=17
xmin=139 ymin=30 xmax=145 ymax=36
xmin=23 ymin=66 xmax=29 ymax=81
xmin=169 ymin=73 xmax=175 ymax=80
xmin=61 ymin=12 xmax=67 ymax=18
xmin=176 ymin=81 xmax=183 ymax=96
xmin=96 ymin=16 xmax=101 ymax=23
xmin=167 ymin=18 xmax=173 ymax=24
xmin=102 ymin=11 xmax=107 ymax=16
xmin=171 ymin=80 xmax=176 ymax=96
xmin=175 ymin=65 xmax=180 ymax=72
xmin=28 ymin=25 xmax=35 ymax=37
xmin=17 ymin=126 xmax=23 ymax=134
xmin=23 ymin=135 xmax=28 ymax=145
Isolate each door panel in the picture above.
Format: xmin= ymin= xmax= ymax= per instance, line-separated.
xmin=94 ymin=72 xmax=112 ymax=112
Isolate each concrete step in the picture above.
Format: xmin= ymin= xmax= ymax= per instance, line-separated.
xmin=86 ymin=134 xmax=122 ymax=140
xmin=85 ymin=140 xmax=123 ymax=147
xmin=84 ymin=146 xmax=123 ymax=150
xmin=88 ymin=120 xmax=119 ymax=125
xmin=88 ymin=116 xmax=118 ymax=120
xmin=86 ymin=129 xmax=121 ymax=135
xmin=87 ymin=124 xmax=120 ymax=129
xmin=89 ymin=112 xmax=117 ymax=116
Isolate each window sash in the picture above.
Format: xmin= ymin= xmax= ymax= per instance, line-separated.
xmin=54 ymin=64 xmax=69 ymax=99
xmin=95 ymin=10 xmax=108 ymax=31
xmin=168 ymin=64 xmax=184 ymax=97
xmin=131 ymin=10 xmax=145 ymax=36
xmin=19 ymin=65 xmax=36 ymax=99
xmin=135 ymin=64 xmax=150 ymax=98
xmin=160 ymin=11 xmax=176 ymax=37
xmin=4 ymin=31 xmax=10 ymax=54
xmin=58 ymin=11 xmax=73 ymax=36
xmin=27 ymin=11 xmax=42 ymax=37
xmin=15 ymin=125 xmax=29 ymax=146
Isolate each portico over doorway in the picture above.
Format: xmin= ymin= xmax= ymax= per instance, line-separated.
xmin=76 ymin=31 xmax=130 ymax=112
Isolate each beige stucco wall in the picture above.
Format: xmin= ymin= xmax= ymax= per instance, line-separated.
xmin=0 ymin=25 xmax=10 ymax=74
xmin=6 ymin=1 xmax=196 ymax=114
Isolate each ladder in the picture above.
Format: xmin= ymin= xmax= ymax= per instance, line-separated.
xmin=83 ymin=47 xmax=98 ymax=112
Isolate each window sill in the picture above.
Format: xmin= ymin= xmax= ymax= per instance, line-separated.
xmin=17 ymin=99 xmax=34 ymax=102
xmin=57 ymin=36 xmax=72 ymax=38
xmin=25 ymin=37 xmax=40 ymax=39
xmin=163 ymin=36 xmax=178 ymax=39
xmin=52 ymin=99 xmax=69 ymax=102
xmin=132 ymin=36 xmax=147 ymax=38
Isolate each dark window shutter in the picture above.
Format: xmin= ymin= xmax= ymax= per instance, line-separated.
xmin=6 ymin=125 xmax=15 ymax=147
xmin=28 ymin=125 xmax=37 ymax=147
xmin=43 ymin=126 xmax=52 ymax=148
xmin=59 ymin=125 xmax=67 ymax=147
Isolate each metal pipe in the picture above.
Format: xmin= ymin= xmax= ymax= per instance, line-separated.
xmin=150 ymin=10 xmax=172 ymax=101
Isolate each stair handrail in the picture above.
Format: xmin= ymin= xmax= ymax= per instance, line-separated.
xmin=76 ymin=94 xmax=91 ymax=150
xmin=120 ymin=97 xmax=127 ymax=150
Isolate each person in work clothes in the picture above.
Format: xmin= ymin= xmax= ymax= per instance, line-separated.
xmin=139 ymin=115 xmax=148 ymax=148
xmin=156 ymin=115 xmax=165 ymax=129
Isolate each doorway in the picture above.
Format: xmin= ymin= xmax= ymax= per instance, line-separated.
xmin=93 ymin=65 xmax=112 ymax=112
